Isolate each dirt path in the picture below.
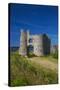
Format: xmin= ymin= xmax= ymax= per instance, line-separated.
xmin=28 ymin=57 xmax=58 ymax=73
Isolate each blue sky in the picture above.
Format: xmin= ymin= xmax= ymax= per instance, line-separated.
xmin=9 ymin=3 xmax=58 ymax=47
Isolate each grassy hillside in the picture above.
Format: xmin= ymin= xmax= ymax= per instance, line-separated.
xmin=9 ymin=52 xmax=58 ymax=86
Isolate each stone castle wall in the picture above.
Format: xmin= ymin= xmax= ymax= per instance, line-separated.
xmin=19 ymin=30 xmax=51 ymax=56
xmin=33 ymin=35 xmax=43 ymax=56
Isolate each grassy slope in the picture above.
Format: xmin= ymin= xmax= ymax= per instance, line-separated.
xmin=10 ymin=52 xmax=58 ymax=86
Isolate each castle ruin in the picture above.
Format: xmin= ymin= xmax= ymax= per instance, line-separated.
xmin=19 ymin=29 xmax=51 ymax=56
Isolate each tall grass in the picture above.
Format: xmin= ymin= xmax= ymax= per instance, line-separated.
xmin=9 ymin=52 xmax=58 ymax=86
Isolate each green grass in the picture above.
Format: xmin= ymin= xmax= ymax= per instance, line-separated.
xmin=39 ymin=55 xmax=58 ymax=63
xmin=9 ymin=52 xmax=58 ymax=86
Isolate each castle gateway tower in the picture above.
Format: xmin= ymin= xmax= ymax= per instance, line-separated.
xmin=19 ymin=30 xmax=51 ymax=56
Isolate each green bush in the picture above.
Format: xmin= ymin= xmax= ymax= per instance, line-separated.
xmin=51 ymin=51 xmax=58 ymax=59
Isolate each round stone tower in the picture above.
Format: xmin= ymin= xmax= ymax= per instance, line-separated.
xmin=19 ymin=29 xmax=27 ymax=56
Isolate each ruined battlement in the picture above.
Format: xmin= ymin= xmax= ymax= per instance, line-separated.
xmin=19 ymin=29 xmax=51 ymax=56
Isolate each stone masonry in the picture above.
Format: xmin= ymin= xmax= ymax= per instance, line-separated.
xmin=19 ymin=29 xmax=51 ymax=56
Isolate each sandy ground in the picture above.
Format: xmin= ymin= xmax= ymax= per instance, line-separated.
xmin=28 ymin=57 xmax=58 ymax=73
